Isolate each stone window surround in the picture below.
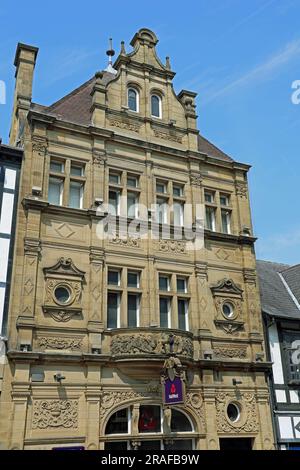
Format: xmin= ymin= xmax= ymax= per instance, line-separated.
xmin=204 ymin=187 xmax=233 ymax=234
xmin=158 ymin=271 xmax=190 ymax=331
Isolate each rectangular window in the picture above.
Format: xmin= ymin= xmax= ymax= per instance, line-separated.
xmin=109 ymin=190 xmax=120 ymax=215
xmin=221 ymin=210 xmax=231 ymax=234
xmin=156 ymin=197 xmax=168 ymax=224
xmin=50 ymin=160 xmax=64 ymax=173
xmin=177 ymin=277 xmax=187 ymax=293
xmin=159 ymin=275 xmax=170 ymax=291
xmin=128 ymin=271 xmax=139 ymax=288
xmin=127 ymin=192 xmax=138 ymax=218
xmin=178 ymin=299 xmax=188 ymax=331
xmin=220 ymin=193 xmax=230 ymax=206
xmin=205 ymin=206 xmax=216 ymax=231
xmin=282 ymin=331 xmax=300 ymax=384
xmin=48 ymin=177 xmax=63 ymax=205
xmin=69 ymin=181 xmax=83 ymax=208
xmin=156 ymin=181 xmax=167 ymax=194
xmin=107 ymin=292 xmax=119 ymax=329
xmin=109 ymin=172 xmax=121 ymax=184
xmin=173 ymin=202 xmax=184 ymax=226
xmin=127 ymin=175 xmax=138 ymax=188
xmin=160 ymin=297 xmax=170 ymax=328
xmin=173 ymin=184 xmax=183 ymax=197
xmin=70 ymin=164 xmax=84 ymax=177
xmin=128 ymin=294 xmax=139 ymax=327
xmin=204 ymin=191 xmax=214 ymax=203
xmin=4 ymin=168 xmax=16 ymax=190
xmin=108 ymin=270 xmax=120 ymax=286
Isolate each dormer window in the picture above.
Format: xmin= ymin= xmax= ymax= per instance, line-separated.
xmin=151 ymin=94 xmax=161 ymax=118
xmin=128 ymin=88 xmax=139 ymax=112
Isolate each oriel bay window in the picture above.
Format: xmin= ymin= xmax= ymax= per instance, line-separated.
xmin=107 ymin=267 xmax=142 ymax=328
xmin=104 ymin=405 xmax=194 ymax=450
xmin=48 ymin=157 xmax=85 ymax=208
xmin=158 ymin=273 xmax=190 ymax=330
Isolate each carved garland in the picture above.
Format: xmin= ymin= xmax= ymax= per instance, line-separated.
xmin=32 ymin=400 xmax=78 ymax=429
xmin=159 ymin=239 xmax=186 ymax=254
xmin=108 ymin=119 xmax=140 ymax=133
xmin=37 ymin=336 xmax=83 ymax=351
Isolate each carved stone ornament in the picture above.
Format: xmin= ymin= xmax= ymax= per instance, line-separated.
xmin=213 ymin=343 xmax=247 ymax=359
xmin=216 ymin=392 xmax=259 ymax=433
xmin=109 ymin=233 xmax=141 ymax=248
xmin=92 ymin=150 xmax=107 ymax=166
xmin=159 ymin=239 xmax=186 ymax=254
xmin=185 ymin=392 xmax=206 ymax=433
xmin=32 ymin=400 xmax=78 ymax=429
xmin=100 ymin=390 xmax=155 ymax=420
xmin=190 ymin=172 xmax=202 ymax=187
xmin=42 ymin=258 xmax=85 ymax=322
xmin=235 ymin=182 xmax=248 ymax=199
xmin=211 ymin=278 xmax=243 ymax=297
xmin=211 ymin=278 xmax=244 ymax=333
xmin=37 ymin=336 xmax=83 ymax=351
xmin=108 ymin=118 xmax=140 ymax=133
xmin=153 ymin=129 xmax=182 ymax=144
xmin=111 ymin=333 xmax=193 ymax=358
xmin=32 ymin=135 xmax=48 ymax=156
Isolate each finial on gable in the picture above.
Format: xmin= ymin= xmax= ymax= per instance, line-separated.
xmin=105 ymin=37 xmax=117 ymax=75
xmin=130 ymin=28 xmax=158 ymax=48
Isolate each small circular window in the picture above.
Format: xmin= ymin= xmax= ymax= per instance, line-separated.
xmin=227 ymin=403 xmax=240 ymax=423
xmin=54 ymin=286 xmax=71 ymax=304
xmin=222 ymin=302 xmax=235 ymax=319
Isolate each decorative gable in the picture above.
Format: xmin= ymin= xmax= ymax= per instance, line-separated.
xmin=210 ymin=278 xmax=244 ymax=334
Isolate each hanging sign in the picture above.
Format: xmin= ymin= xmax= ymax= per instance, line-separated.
xmin=163 ymin=376 xmax=184 ymax=405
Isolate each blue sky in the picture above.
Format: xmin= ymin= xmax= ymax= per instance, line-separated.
xmin=0 ymin=0 xmax=299 ymax=264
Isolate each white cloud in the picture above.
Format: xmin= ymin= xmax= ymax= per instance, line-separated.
xmin=202 ymin=38 xmax=300 ymax=104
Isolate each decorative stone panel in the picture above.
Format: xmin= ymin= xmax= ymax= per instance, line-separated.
xmin=32 ymin=400 xmax=78 ymax=429
xmin=216 ymin=392 xmax=259 ymax=433
xmin=211 ymin=278 xmax=244 ymax=334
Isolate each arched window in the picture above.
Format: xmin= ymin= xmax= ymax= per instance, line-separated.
xmin=151 ymin=94 xmax=162 ymax=118
xmin=104 ymin=405 xmax=194 ymax=450
xmin=128 ymin=88 xmax=139 ymax=112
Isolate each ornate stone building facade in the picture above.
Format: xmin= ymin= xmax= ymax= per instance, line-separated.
xmin=0 ymin=29 xmax=274 ymax=450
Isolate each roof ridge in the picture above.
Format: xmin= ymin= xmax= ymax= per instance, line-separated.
xmin=280 ymin=263 xmax=300 ymax=273
xmin=47 ymin=76 xmax=95 ymax=111
xmin=277 ymin=271 xmax=300 ymax=311
xmin=257 ymin=259 xmax=290 ymax=267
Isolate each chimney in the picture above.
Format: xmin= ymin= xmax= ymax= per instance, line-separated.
xmin=9 ymin=43 xmax=39 ymax=145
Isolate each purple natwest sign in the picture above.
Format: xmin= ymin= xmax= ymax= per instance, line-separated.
xmin=164 ymin=377 xmax=184 ymax=405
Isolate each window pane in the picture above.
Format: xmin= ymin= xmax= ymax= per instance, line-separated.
xmin=127 ymin=176 xmax=138 ymax=188
xmin=127 ymin=192 xmax=138 ymax=218
xmin=105 ymin=408 xmax=128 ymax=434
xmin=159 ymin=276 xmax=169 ymax=291
xmin=221 ymin=210 xmax=230 ymax=234
xmin=160 ymin=297 xmax=169 ymax=328
xmin=139 ymin=406 xmax=161 ymax=433
xmin=205 ymin=206 xmax=215 ymax=231
xmin=171 ymin=409 xmax=192 ymax=432
xmin=128 ymin=272 xmax=139 ymax=288
xmin=48 ymin=178 xmax=62 ymax=205
xmin=109 ymin=173 xmax=120 ymax=184
xmin=177 ymin=278 xmax=186 ymax=293
xmin=108 ymin=271 xmax=120 ymax=285
xmin=4 ymin=168 xmax=16 ymax=189
xmin=128 ymin=294 xmax=138 ymax=327
xmin=173 ymin=202 xmax=184 ymax=226
xmin=107 ymin=292 xmax=119 ymax=328
xmin=156 ymin=198 xmax=167 ymax=224
xmin=173 ymin=185 xmax=183 ymax=197
xmin=69 ymin=182 xmax=82 ymax=208
xmin=105 ymin=441 xmax=128 ymax=450
xmin=166 ymin=440 xmax=193 ymax=450
xmin=128 ymin=89 xmax=137 ymax=111
xmin=50 ymin=161 xmax=64 ymax=173
xmin=204 ymin=192 xmax=213 ymax=203
xmin=178 ymin=299 xmax=188 ymax=330
xmin=139 ymin=441 xmax=161 ymax=450
xmin=220 ymin=194 xmax=229 ymax=206
xmin=70 ymin=165 xmax=83 ymax=176
xmin=109 ymin=190 xmax=119 ymax=215
xmin=151 ymin=95 xmax=160 ymax=117
xmin=156 ymin=182 xmax=166 ymax=193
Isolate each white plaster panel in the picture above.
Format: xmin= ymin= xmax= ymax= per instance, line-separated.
xmin=293 ymin=417 xmax=300 ymax=438
xmin=0 ymin=192 xmax=14 ymax=234
xmin=4 ymin=168 xmax=16 ymax=190
xmin=278 ymin=416 xmax=294 ymax=439
xmin=0 ymin=238 xmax=10 ymax=283
xmin=269 ymin=323 xmax=284 ymax=384
xmin=290 ymin=390 xmax=300 ymax=404
xmin=275 ymin=389 xmax=287 ymax=403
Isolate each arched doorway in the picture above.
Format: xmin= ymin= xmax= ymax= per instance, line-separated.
xmin=104 ymin=404 xmax=195 ymax=450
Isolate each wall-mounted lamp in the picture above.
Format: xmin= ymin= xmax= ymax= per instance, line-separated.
xmin=54 ymin=373 xmax=66 ymax=384
xmin=232 ymin=378 xmax=243 ymax=386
